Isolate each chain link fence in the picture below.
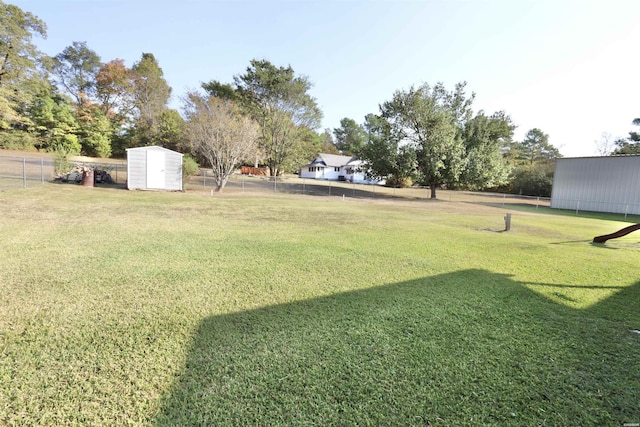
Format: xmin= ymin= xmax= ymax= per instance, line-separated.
xmin=7 ymin=161 xmax=635 ymax=221
xmin=185 ymin=170 xmax=552 ymax=208
xmin=549 ymin=198 xmax=640 ymax=219
xmin=0 ymin=154 xmax=127 ymax=190
xmin=0 ymin=155 xmax=55 ymax=191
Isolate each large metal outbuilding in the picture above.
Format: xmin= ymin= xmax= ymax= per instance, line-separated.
xmin=550 ymin=155 xmax=640 ymax=215
xmin=126 ymin=146 xmax=183 ymax=191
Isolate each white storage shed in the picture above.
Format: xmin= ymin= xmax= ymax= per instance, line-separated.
xmin=550 ymin=155 xmax=640 ymax=215
xmin=126 ymin=146 xmax=183 ymax=191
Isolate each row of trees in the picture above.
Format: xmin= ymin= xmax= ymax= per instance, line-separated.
xmin=8 ymin=1 xmax=629 ymax=197
xmin=185 ymin=59 xmax=327 ymax=190
xmin=1 ymin=2 xmax=333 ymax=190
xmin=1 ymin=1 xmax=180 ymax=160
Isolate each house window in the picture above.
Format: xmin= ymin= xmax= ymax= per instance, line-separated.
xmin=309 ymin=167 xmax=316 ymax=172
xmin=334 ymin=167 xmax=340 ymax=172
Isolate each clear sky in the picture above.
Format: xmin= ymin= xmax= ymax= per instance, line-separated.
xmin=11 ymin=0 xmax=640 ymax=157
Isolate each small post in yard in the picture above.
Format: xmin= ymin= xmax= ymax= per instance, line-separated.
xmin=504 ymin=213 xmax=512 ymax=231
xmin=23 ymin=157 xmax=27 ymax=188
xmin=40 ymin=158 xmax=44 ymax=183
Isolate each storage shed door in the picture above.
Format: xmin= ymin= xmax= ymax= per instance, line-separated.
xmin=147 ymin=150 xmax=166 ymax=189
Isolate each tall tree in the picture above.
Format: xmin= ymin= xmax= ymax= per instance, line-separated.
xmin=183 ymin=92 xmax=259 ymax=191
xmin=504 ymin=128 xmax=561 ymax=197
xmin=131 ymin=53 xmax=171 ymax=146
xmin=50 ymin=41 xmax=114 ymax=156
xmin=319 ymin=128 xmax=339 ymax=154
xmin=518 ymin=128 xmax=560 ymax=164
xmin=75 ymin=104 xmax=112 ymax=158
xmin=358 ymin=113 xmax=417 ymax=187
xmin=459 ymin=110 xmax=514 ymax=190
xmin=95 ymin=58 xmax=135 ymax=122
xmin=157 ymin=108 xmax=186 ymax=152
xmin=28 ymin=84 xmax=80 ymax=154
xmin=381 ymin=83 xmax=463 ymax=198
xmin=333 ymin=117 xmax=366 ymax=155
xmin=201 ymin=80 xmax=239 ymax=102
xmin=232 ymin=59 xmax=322 ymax=176
xmin=52 ymin=41 xmax=101 ymax=107
xmin=0 ymin=1 xmax=48 ymax=144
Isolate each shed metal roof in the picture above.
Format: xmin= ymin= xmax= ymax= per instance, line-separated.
xmin=126 ymin=145 xmax=183 ymax=156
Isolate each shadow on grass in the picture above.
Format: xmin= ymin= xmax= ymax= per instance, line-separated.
xmin=233 ymin=178 xmax=418 ymax=201
xmin=155 ymin=269 xmax=640 ymax=426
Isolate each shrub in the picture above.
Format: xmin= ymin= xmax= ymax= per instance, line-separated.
xmin=386 ymin=174 xmax=413 ymax=188
xmin=182 ymin=155 xmax=199 ymax=184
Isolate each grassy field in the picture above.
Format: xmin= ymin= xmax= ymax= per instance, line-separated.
xmin=1 ymin=185 xmax=639 ymax=426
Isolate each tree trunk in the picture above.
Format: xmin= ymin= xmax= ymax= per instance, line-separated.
xmin=215 ymin=176 xmax=227 ymax=192
xmin=429 ymin=181 xmax=437 ymax=199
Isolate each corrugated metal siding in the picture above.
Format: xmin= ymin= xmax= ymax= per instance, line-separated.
xmin=164 ymin=150 xmax=183 ymax=191
xmin=127 ymin=149 xmax=147 ymax=190
xmin=127 ymin=146 xmax=183 ymax=191
xmin=551 ymin=156 xmax=640 ymax=214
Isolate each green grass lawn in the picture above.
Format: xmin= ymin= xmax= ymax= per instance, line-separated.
xmin=1 ymin=185 xmax=639 ymax=426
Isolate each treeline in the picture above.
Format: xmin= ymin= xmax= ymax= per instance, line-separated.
xmin=0 ymin=2 xmax=334 ymax=189
xmin=4 ymin=2 xmax=637 ymax=196
xmin=1 ymin=3 xmax=182 ymax=160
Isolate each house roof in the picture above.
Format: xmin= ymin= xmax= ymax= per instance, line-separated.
xmin=306 ymin=153 xmax=359 ymax=168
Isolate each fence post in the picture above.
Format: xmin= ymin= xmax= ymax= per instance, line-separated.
xmin=504 ymin=213 xmax=512 ymax=231
xmin=303 ymin=179 xmax=306 ymax=195
xmin=203 ymin=169 xmax=206 ymax=189
xmin=23 ymin=157 xmax=27 ymax=188
xmin=575 ymin=200 xmax=580 ymax=215
xmin=274 ymin=175 xmax=277 ymax=192
xmin=40 ymin=158 xmax=44 ymax=183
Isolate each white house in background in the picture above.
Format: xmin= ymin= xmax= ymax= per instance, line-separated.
xmin=551 ymin=155 xmax=640 ymax=215
xmin=299 ymin=153 xmax=383 ymax=184
xmin=126 ymin=145 xmax=183 ymax=191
